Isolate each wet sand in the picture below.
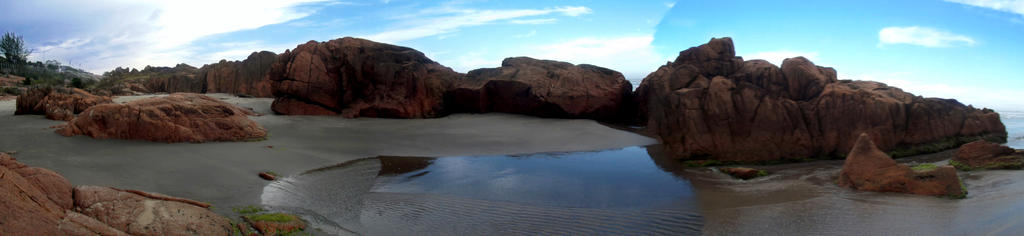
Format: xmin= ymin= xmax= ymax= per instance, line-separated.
xmin=5 ymin=94 xmax=1024 ymax=235
xmin=0 ymin=94 xmax=656 ymax=218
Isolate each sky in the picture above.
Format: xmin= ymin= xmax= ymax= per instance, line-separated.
xmin=0 ymin=0 xmax=1021 ymax=110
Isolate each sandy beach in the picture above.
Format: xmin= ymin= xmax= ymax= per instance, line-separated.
xmin=0 ymin=94 xmax=656 ymax=218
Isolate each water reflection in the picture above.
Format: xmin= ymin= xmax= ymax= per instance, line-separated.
xmin=262 ymin=146 xmax=704 ymax=235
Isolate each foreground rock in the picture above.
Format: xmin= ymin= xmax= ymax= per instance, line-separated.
xmin=718 ymin=167 xmax=767 ymax=180
xmin=446 ymin=57 xmax=633 ymax=121
xmin=0 ymin=153 xmax=232 ymax=235
xmin=243 ymin=213 xmax=307 ymax=235
xmin=837 ymin=133 xmax=966 ymax=198
xmin=635 ymin=37 xmax=1006 ymax=162
xmin=15 ymin=87 xmax=113 ymax=120
xmin=952 ymin=140 xmax=1024 ymax=170
xmin=197 ymin=51 xmax=276 ymax=97
xmin=268 ymin=37 xmax=459 ymax=118
xmin=56 ymin=93 xmax=267 ymax=142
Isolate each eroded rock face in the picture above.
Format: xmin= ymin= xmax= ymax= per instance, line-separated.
xmin=56 ymin=93 xmax=266 ymax=143
xmin=635 ymin=37 xmax=1006 ymax=162
xmin=73 ymin=186 xmax=233 ymax=236
xmin=0 ymin=153 xmax=230 ymax=235
xmin=446 ymin=57 xmax=633 ymax=121
xmin=15 ymin=87 xmax=113 ymax=120
xmin=837 ymin=133 xmax=965 ymax=197
xmin=142 ymin=64 xmax=204 ymax=94
xmin=198 ymin=51 xmax=276 ymax=97
xmin=268 ymin=37 xmax=459 ymax=118
xmin=952 ymin=140 xmax=1023 ymax=170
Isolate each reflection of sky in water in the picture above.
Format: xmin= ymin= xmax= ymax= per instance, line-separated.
xmin=371 ymin=147 xmax=696 ymax=210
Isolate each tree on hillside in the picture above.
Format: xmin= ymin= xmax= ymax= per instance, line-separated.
xmin=1 ymin=32 xmax=32 ymax=64
xmin=71 ymin=77 xmax=83 ymax=88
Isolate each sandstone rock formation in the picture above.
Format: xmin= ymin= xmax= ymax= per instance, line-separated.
xmin=445 ymin=57 xmax=633 ymax=121
xmin=141 ymin=64 xmax=204 ymax=94
xmin=198 ymin=51 xmax=276 ymax=97
xmin=837 ymin=133 xmax=966 ymax=197
xmin=635 ymin=37 xmax=1006 ymax=162
xmin=268 ymin=37 xmax=459 ymax=118
xmin=952 ymin=140 xmax=1023 ymax=170
xmin=56 ymin=93 xmax=266 ymax=143
xmin=15 ymin=87 xmax=113 ymax=120
xmin=0 ymin=152 xmax=233 ymax=235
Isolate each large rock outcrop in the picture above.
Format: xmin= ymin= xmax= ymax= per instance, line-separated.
xmin=15 ymin=87 xmax=113 ymax=120
xmin=0 ymin=153 xmax=232 ymax=235
xmin=951 ymin=140 xmax=1023 ymax=170
xmin=445 ymin=57 xmax=633 ymax=121
xmin=268 ymin=37 xmax=460 ymax=118
xmin=837 ymin=133 xmax=966 ymax=197
xmin=635 ymin=37 xmax=1006 ymax=162
xmin=198 ymin=51 xmax=276 ymax=97
xmin=142 ymin=64 xmax=204 ymax=94
xmin=56 ymin=93 xmax=266 ymax=142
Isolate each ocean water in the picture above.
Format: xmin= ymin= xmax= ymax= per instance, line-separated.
xmin=1001 ymin=110 xmax=1024 ymax=149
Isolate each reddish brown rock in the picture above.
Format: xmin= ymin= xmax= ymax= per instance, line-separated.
xmin=56 ymin=93 xmax=267 ymax=143
xmin=198 ymin=51 xmax=276 ymax=97
xmin=0 ymin=153 xmax=72 ymax=235
xmin=445 ymin=57 xmax=633 ymax=121
xmin=268 ymin=37 xmax=459 ymax=118
xmin=1 ymin=153 xmax=232 ymax=235
xmin=952 ymin=140 xmax=1023 ymax=170
xmin=73 ymin=186 xmax=233 ymax=236
xmin=258 ymin=172 xmax=277 ymax=181
xmin=142 ymin=64 xmax=205 ymax=94
xmin=15 ymin=87 xmax=113 ymax=121
xmin=635 ymin=37 xmax=1006 ymax=162
xmin=837 ymin=133 xmax=965 ymax=197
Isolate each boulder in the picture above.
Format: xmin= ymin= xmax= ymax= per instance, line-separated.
xmin=73 ymin=186 xmax=233 ymax=236
xmin=56 ymin=93 xmax=267 ymax=143
xmin=268 ymin=37 xmax=459 ymax=118
xmin=1 ymin=152 xmax=232 ymax=235
xmin=142 ymin=64 xmax=204 ymax=94
xmin=15 ymin=87 xmax=113 ymax=120
xmin=837 ymin=133 xmax=966 ymax=198
xmin=198 ymin=51 xmax=276 ymax=97
xmin=635 ymin=37 xmax=1006 ymax=162
xmin=446 ymin=57 xmax=633 ymax=121
xmin=951 ymin=140 xmax=1023 ymax=170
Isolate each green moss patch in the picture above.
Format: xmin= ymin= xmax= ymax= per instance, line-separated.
xmin=911 ymin=163 xmax=938 ymax=172
xmin=232 ymin=205 xmax=265 ymax=215
xmin=246 ymin=213 xmax=296 ymax=223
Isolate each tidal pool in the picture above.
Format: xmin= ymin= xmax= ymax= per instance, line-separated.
xmin=261 ymin=146 xmax=704 ymax=235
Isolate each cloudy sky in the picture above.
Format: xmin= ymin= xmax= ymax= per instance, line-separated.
xmin=1 ymin=0 xmax=1021 ymax=110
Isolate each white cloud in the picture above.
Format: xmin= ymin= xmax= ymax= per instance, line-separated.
xmin=9 ymin=0 xmax=331 ymax=73
xmin=743 ymin=50 xmax=820 ymax=66
xmin=555 ymin=6 xmax=593 ymax=16
xmin=841 ymin=72 xmax=1023 ymax=110
xmin=878 ymin=26 xmax=976 ymax=47
xmin=527 ymin=35 xmax=667 ymax=82
xmin=508 ymin=18 xmax=557 ymax=25
xmin=361 ymin=6 xmax=592 ymax=43
xmin=946 ymin=0 xmax=1024 ymax=16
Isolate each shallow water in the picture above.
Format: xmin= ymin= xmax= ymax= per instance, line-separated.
xmin=1001 ymin=110 xmax=1024 ymax=149
xmin=265 ymin=146 xmax=1024 ymax=236
xmin=262 ymin=147 xmax=704 ymax=235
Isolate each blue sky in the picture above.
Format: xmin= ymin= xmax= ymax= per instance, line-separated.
xmin=1 ymin=0 xmax=1021 ymax=110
